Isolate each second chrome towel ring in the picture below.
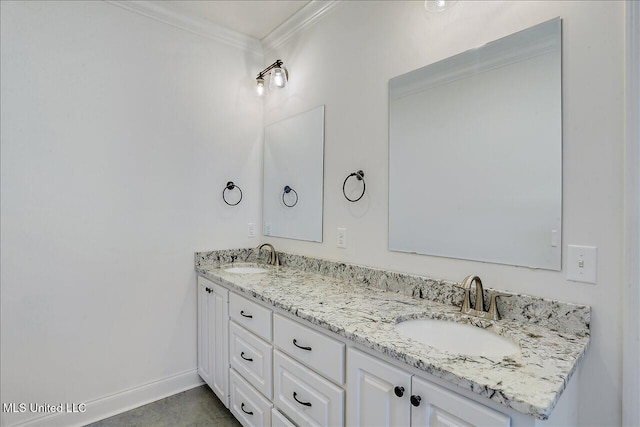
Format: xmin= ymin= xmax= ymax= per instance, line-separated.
xmin=282 ymin=185 xmax=298 ymax=207
xmin=343 ymin=170 xmax=366 ymax=202
xmin=223 ymin=181 xmax=243 ymax=206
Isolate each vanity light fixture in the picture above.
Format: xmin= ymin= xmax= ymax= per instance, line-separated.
xmin=424 ymin=0 xmax=458 ymax=13
xmin=256 ymin=59 xmax=288 ymax=96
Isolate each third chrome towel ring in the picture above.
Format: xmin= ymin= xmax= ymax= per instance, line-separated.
xmin=282 ymin=185 xmax=298 ymax=207
xmin=223 ymin=181 xmax=242 ymax=206
xmin=343 ymin=170 xmax=366 ymax=202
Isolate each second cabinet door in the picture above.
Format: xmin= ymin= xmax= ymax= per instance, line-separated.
xmin=346 ymin=348 xmax=411 ymax=427
xmin=197 ymin=276 xmax=229 ymax=408
xmin=410 ymin=376 xmax=510 ymax=427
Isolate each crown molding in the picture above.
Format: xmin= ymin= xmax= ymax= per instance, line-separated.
xmin=105 ymin=0 xmax=263 ymax=55
xmin=261 ymin=1 xmax=340 ymax=53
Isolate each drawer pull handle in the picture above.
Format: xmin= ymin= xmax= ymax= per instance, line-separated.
xmin=240 ymin=352 xmax=253 ymax=362
xmin=240 ymin=310 xmax=253 ymax=318
xmin=293 ymin=392 xmax=312 ymax=407
xmin=410 ymin=395 xmax=422 ymax=407
xmin=394 ymin=386 xmax=405 ymax=397
xmin=292 ymin=339 xmax=312 ymax=351
xmin=241 ymin=402 xmax=253 ymax=415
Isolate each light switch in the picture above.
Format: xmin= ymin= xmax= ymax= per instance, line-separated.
xmin=264 ymin=223 xmax=271 ymax=236
xmin=567 ymin=245 xmax=597 ymax=284
xmin=247 ymin=223 xmax=256 ymax=238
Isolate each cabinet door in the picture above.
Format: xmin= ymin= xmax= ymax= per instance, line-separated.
xmin=410 ymin=376 xmax=510 ymax=427
xmin=197 ymin=276 xmax=230 ymax=408
xmin=210 ymin=281 xmax=230 ymax=408
xmin=197 ymin=280 xmax=212 ymax=386
xmin=346 ymin=348 xmax=411 ymax=427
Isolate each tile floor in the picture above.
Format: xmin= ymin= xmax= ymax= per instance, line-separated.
xmin=85 ymin=385 xmax=240 ymax=427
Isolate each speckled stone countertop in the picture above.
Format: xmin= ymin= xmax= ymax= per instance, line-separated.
xmin=195 ymin=249 xmax=590 ymax=420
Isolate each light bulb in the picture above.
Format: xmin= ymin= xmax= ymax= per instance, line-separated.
xmin=269 ymin=67 xmax=287 ymax=90
xmin=256 ymin=77 xmax=265 ymax=96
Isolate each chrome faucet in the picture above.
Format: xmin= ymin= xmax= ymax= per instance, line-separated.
xmin=257 ymin=243 xmax=280 ymax=266
xmin=460 ymin=275 xmax=485 ymax=313
xmin=458 ymin=275 xmax=508 ymax=320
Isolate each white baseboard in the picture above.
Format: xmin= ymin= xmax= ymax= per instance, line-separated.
xmin=10 ymin=369 xmax=204 ymax=427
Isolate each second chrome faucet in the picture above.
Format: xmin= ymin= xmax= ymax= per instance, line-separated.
xmin=257 ymin=243 xmax=280 ymax=266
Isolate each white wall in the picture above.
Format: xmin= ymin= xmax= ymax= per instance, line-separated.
xmin=262 ymin=1 xmax=624 ymax=425
xmin=0 ymin=1 xmax=262 ymax=425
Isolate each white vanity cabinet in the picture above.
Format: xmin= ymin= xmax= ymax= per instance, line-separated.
xmin=197 ymin=274 xmax=575 ymax=427
xmin=347 ymin=348 xmax=510 ymax=427
xmin=197 ymin=276 xmax=229 ymax=407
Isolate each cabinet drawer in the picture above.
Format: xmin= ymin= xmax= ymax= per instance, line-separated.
xmin=272 ymin=408 xmax=296 ymax=427
xmin=230 ymin=321 xmax=273 ymax=399
xmin=274 ymin=314 xmax=345 ymax=385
xmin=230 ymin=292 xmax=273 ymax=341
xmin=230 ymin=368 xmax=273 ymax=427
xmin=274 ymin=350 xmax=344 ymax=427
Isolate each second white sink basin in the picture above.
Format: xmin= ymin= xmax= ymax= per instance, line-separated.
xmin=223 ymin=264 xmax=268 ymax=274
xmin=395 ymin=318 xmax=520 ymax=357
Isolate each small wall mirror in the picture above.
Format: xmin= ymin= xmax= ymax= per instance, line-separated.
xmin=389 ymin=18 xmax=562 ymax=270
xmin=263 ymin=105 xmax=325 ymax=242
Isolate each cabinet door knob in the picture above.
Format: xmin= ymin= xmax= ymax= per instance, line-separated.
xmin=410 ymin=395 xmax=422 ymax=407
xmin=293 ymin=392 xmax=312 ymax=407
xmin=241 ymin=402 xmax=253 ymax=415
xmin=240 ymin=310 xmax=253 ymax=318
xmin=394 ymin=386 xmax=405 ymax=397
xmin=240 ymin=352 xmax=253 ymax=362
xmin=292 ymin=339 xmax=312 ymax=351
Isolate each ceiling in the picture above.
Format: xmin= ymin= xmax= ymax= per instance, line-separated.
xmin=160 ymin=1 xmax=312 ymax=40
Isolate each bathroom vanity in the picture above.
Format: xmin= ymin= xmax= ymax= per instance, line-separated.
xmin=194 ymin=249 xmax=589 ymax=427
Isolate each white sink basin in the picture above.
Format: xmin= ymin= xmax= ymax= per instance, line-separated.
xmin=395 ymin=318 xmax=520 ymax=357
xmin=223 ymin=264 xmax=268 ymax=274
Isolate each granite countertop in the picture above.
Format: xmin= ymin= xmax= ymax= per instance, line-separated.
xmin=195 ymin=253 xmax=590 ymax=421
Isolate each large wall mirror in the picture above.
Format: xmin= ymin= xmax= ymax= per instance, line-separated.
xmin=263 ymin=105 xmax=324 ymax=242
xmin=389 ymin=18 xmax=562 ymax=270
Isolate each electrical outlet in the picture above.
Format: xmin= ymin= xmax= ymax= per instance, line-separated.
xmin=337 ymin=228 xmax=347 ymax=248
xmin=567 ymin=245 xmax=597 ymax=284
xmin=264 ymin=223 xmax=271 ymax=236
xmin=247 ymin=223 xmax=256 ymax=238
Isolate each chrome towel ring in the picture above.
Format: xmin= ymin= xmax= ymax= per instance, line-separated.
xmin=343 ymin=170 xmax=365 ymax=202
xmin=282 ymin=185 xmax=298 ymax=207
xmin=223 ymin=181 xmax=243 ymax=206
